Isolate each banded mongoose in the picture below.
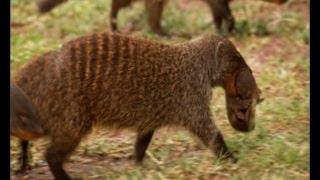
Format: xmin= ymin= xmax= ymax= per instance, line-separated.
xmin=13 ymin=31 xmax=263 ymax=180
xmin=36 ymin=0 xmax=287 ymax=36
xmin=10 ymin=83 xmax=44 ymax=173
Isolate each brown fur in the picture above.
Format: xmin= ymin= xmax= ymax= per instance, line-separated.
xmin=13 ymin=32 xmax=262 ymax=179
xmin=36 ymin=0 xmax=287 ymax=35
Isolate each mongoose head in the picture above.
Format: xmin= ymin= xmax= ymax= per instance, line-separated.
xmin=224 ymin=68 xmax=264 ymax=132
xmin=210 ymin=37 xmax=264 ymax=132
xmin=10 ymin=84 xmax=44 ymax=140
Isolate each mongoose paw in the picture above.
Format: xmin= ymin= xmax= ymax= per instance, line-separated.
xmin=14 ymin=165 xmax=31 ymax=175
xmin=134 ymin=160 xmax=143 ymax=166
xmin=216 ymin=28 xmax=228 ymax=37
xmin=134 ymin=157 xmax=144 ymax=166
xmin=153 ymin=29 xmax=171 ymax=38
xmin=172 ymin=32 xmax=193 ymax=39
xmin=226 ymin=150 xmax=239 ymax=163
xmin=126 ymin=154 xmax=144 ymax=165
xmin=228 ymin=154 xmax=239 ymax=163
xmin=218 ymin=151 xmax=239 ymax=163
xmin=110 ymin=23 xmax=118 ymax=32
xmin=226 ymin=16 xmax=235 ymax=33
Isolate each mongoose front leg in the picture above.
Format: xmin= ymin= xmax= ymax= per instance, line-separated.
xmin=187 ymin=117 xmax=238 ymax=162
xmin=15 ymin=140 xmax=30 ymax=174
xmin=134 ymin=130 xmax=154 ymax=164
xmin=145 ymin=0 xmax=169 ymax=36
xmin=45 ymin=136 xmax=82 ymax=180
xmin=110 ymin=0 xmax=133 ymax=32
xmin=20 ymin=140 xmax=30 ymax=172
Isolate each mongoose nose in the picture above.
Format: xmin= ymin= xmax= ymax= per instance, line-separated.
xmin=235 ymin=111 xmax=246 ymax=121
xmin=248 ymin=122 xmax=255 ymax=131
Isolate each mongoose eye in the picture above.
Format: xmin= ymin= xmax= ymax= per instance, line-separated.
xmin=19 ymin=115 xmax=30 ymax=126
xmin=239 ymin=108 xmax=247 ymax=114
xmin=235 ymin=97 xmax=251 ymax=108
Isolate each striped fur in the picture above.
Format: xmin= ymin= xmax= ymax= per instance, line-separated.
xmin=13 ymin=32 xmax=261 ymax=179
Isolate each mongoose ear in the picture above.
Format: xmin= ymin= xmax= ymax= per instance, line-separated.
xmin=235 ymin=69 xmax=255 ymax=99
xmin=213 ymin=41 xmax=224 ymax=74
xmin=257 ymin=88 xmax=265 ymax=104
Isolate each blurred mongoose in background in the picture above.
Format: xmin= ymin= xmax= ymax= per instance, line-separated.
xmin=110 ymin=0 xmax=287 ymax=35
xmin=10 ymin=83 xmax=44 ymax=173
xmin=13 ymin=31 xmax=263 ymax=179
xmin=37 ymin=0 xmax=287 ymax=36
xmin=37 ymin=0 xmax=67 ymax=13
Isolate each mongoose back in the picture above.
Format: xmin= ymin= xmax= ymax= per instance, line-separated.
xmin=10 ymin=83 xmax=44 ymax=173
xmin=36 ymin=0 xmax=287 ymax=35
xmin=13 ymin=32 xmax=263 ymax=179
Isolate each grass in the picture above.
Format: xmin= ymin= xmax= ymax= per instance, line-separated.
xmin=11 ymin=0 xmax=309 ymax=179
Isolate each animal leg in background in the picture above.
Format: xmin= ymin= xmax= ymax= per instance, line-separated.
xmin=15 ymin=140 xmax=30 ymax=174
xmin=145 ymin=0 xmax=169 ymax=36
xmin=110 ymin=0 xmax=134 ymax=31
xmin=204 ymin=0 xmax=235 ymax=33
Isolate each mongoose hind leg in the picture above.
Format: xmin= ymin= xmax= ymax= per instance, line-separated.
xmin=134 ymin=130 xmax=154 ymax=164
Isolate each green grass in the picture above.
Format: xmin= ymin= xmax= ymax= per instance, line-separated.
xmin=11 ymin=0 xmax=309 ymax=179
